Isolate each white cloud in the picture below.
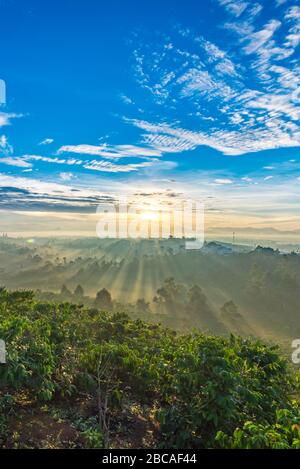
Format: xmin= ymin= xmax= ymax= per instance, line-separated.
xmin=16 ymin=151 xmax=172 ymax=175
xmin=217 ymin=0 xmax=248 ymax=18
xmin=177 ymin=68 xmax=235 ymax=100
xmin=241 ymin=176 xmax=253 ymax=182
xmin=215 ymin=58 xmax=238 ymax=77
xmin=25 ymin=154 xmax=83 ymax=165
xmin=127 ymin=8 xmax=300 ymax=158
xmin=243 ymin=19 xmax=281 ymax=55
xmin=39 ymin=138 xmax=54 ymax=145
xmin=83 ymin=160 xmax=154 ymax=173
xmin=230 ymin=113 xmax=243 ymax=124
xmin=120 ymin=94 xmax=134 ymax=105
xmin=0 ymin=135 xmax=13 ymax=155
xmin=142 ymin=133 xmax=197 ymax=153
xmin=214 ymin=178 xmax=234 ymax=184
xmin=0 ymin=157 xmax=32 ymax=168
xmin=285 ymin=6 xmax=300 ymax=49
xmin=270 ymin=65 xmax=299 ymax=90
xmin=0 ymin=174 xmax=80 ymax=196
xmin=129 ymin=117 xmax=300 ymax=156
xmin=22 ymin=151 xmax=166 ymax=174
xmin=247 ymin=93 xmax=300 ymax=121
xmin=0 ymin=112 xmax=22 ymax=127
xmin=58 ymin=143 xmax=162 ymax=159
xmin=285 ymin=5 xmax=300 ymax=22
xmin=198 ymin=38 xmax=226 ymax=61
xmin=59 ymin=172 xmax=74 ymax=181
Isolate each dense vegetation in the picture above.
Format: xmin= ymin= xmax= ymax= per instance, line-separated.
xmin=0 ymin=288 xmax=300 ymax=449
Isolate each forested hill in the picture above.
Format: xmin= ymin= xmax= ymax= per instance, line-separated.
xmin=1 ymin=237 xmax=300 ymax=340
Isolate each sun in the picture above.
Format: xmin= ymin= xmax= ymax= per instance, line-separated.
xmin=140 ymin=211 xmax=160 ymax=221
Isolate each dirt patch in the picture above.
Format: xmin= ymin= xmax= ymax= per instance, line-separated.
xmin=7 ymin=410 xmax=85 ymax=449
xmin=110 ymin=403 xmax=160 ymax=449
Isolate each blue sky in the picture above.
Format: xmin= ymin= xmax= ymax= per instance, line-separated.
xmin=0 ymin=0 xmax=300 ymax=234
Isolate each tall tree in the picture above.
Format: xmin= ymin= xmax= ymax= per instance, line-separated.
xmin=95 ymin=288 xmax=112 ymax=310
xmin=187 ymin=285 xmax=225 ymax=333
xmin=74 ymin=284 xmax=84 ymax=298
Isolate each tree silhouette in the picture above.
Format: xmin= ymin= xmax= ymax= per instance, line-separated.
xmin=221 ymin=300 xmax=239 ymax=319
xmin=220 ymin=301 xmax=244 ymax=333
xmin=136 ymin=298 xmax=151 ymax=315
xmin=95 ymin=288 xmax=112 ymax=310
xmin=187 ymin=285 xmax=211 ymax=324
xmin=154 ymin=278 xmax=186 ymax=316
xmin=60 ymin=284 xmax=72 ymax=297
xmin=188 ymin=285 xmax=209 ymax=310
xmin=74 ymin=284 xmax=84 ymax=298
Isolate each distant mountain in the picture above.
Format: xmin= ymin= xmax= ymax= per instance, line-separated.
xmin=207 ymin=226 xmax=300 ymax=236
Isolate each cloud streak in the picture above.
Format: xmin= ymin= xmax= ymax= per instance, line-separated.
xmin=58 ymin=143 xmax=162 ymax=159
xmin=39 ymin=138 xmax=54 ymax=145
xmin=0 ymin=112 xmax=22 ymax=127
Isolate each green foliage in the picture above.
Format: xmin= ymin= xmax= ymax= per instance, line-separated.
xmin=0 ymin=393 xmax=14 ymax=445
xmin=216 ymin=407 xmax=300 ymax=449
xmin=0 ymin=316 xmax=56 ymax=400
xmin=82 ymin=428 xmax=103 ymax=449
xmin=156 ymin=335 xmax=292 ymax=448
xmin=74 ymin=416 xmax=103 ymax=448
xmin=0 ymin=288 xmax=299 ymax=449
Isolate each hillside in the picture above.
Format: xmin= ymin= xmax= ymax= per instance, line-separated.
xmin=0 ymin=289 xmax=300 ymax=449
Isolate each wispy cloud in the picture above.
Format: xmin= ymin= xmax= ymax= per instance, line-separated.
xmin=24 ymin=154 xmax=83 ymax=165
xmin=276 ymin=0 xmax=288 ymax=6
xmin=217 ymin=0 xmax=249 ymax=18
xmin=214 ymin=178 xmax=234 ymax=184
xmin=59 ymin=172 xmax=74 ymax=181
xmin=128 ymin=117 xmax=300 ymax=156
xmin=0 ymin=157 xmax=32 ymax=168
xmin=0 ymin=135 xmax=13 ymax=155
xmin=16 ymin=152 xmax=163 ymax=174
xmin=285 ymin=5 xmax=300 ymax=49
xmin=38 ymin=138 xmax=54 ymax=145
xmin=83 ymin=160 xmax=154 ymax=172
xmin=0 ymin=112 xmax=22 ymax=127
xmin=127 ymin=4 xmax=300 ymax=156
xmin=243 ymin=19 xmax=281 ymax=55
xmin=58 ymin=143 xmax=162 ymax=159
xmin=120 ymin=94 xmax=134 ymax=105
xmin=142 ymin=133 xmax=197 ymax=153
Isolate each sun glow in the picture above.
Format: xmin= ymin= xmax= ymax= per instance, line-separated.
xmin=140 ymin=211 xmax=160 ymax=221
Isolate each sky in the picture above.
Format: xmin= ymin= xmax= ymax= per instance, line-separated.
xmin=0 ymin=0 xmax=300 ymax=236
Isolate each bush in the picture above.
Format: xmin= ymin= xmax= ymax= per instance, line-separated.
xmin=156 ymin=335 xmax=291 ymax=448
xmin=216 ymin=407 xmax=300 ymax=449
